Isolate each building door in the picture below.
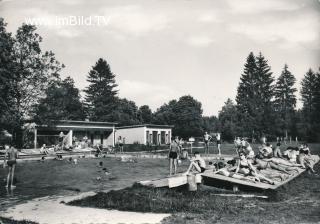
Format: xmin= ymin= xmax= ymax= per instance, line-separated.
xmin=152 ymin=131 xmax=158 ymax=145
xmin=161 ymin=131 xmax=165 ymax=145
xmin=146 ymin=130 xmax=149 ymax=145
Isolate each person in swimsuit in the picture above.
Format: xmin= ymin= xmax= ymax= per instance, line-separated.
xmin=298 ymin=143 xmax=316 ymax=173
xmin=169 ymin=136 xmax=181 ymax=176
xmin=273 ymin=142 xmax=282 ymax=158
xmin=4 ymin=145 xmax=18 ymax=188
xmin=254 ymin=154 xmax=293 ymax=175
xmin=117 ymin=136 xmax=124 ymax=154
xmin=236 ymin=152 xmax=274 ymax=184
xmin=203 ymin=132 xmax=212 ymax=155
xmin=216 ymin=133 xmax=222 ymax=157
xmin=184 ymin=152 xmax=206 ymax=174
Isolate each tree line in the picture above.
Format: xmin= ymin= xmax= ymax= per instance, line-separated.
xmin=1 ymin=19 xmax=320 ymax=145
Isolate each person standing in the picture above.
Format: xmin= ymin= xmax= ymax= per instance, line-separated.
xmin=216 ymin=133 xmax=222 ymax=158
xmin=203 ymin=132 xmax=212 ymax=155
xmin=4 ymin=145 xmax=19 ymax=188
xmin=169 ymin=136 xmax=180 ymax=176
xmin=117 ymin=136 xmax=124 ymax=153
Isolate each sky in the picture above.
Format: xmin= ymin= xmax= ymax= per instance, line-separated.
xmin=0 ymin=0 xmax=319 ymax=116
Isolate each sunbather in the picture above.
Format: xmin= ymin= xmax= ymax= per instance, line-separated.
xmin=273 ymin=142 xmax=282 ymax=158
xmin=245 ymin=144 xmax=255 ymax=160
xmin=184 ymin=152 xmax=206 ymax=174
xmin=259 ymin=143 xmax=273 ymax=158
xmin=283 ymin=147 xmax=300 ymax=163
xmin=40 ymin=144 xmax=49 ymax=155
xmin=254 ymin=155 xmax=293 ymax=174
xmin=236 ymin=152 xmax=274 ymax=184
xmin=298 ymin=143 xmax=316 ymax=173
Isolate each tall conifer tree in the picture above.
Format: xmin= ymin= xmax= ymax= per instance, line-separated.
xmin=301 ymin=68 xmax=320 ymax=141
xmin=274 ymin=64 xmax=297 ymax=137
xmin=236 ymin=52 xmax=258 ymax=137
xmin=84 ymin=58 xmax=118 ymax=121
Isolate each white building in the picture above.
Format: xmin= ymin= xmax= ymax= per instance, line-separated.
xmin=115 ymin=124 xmax=173 ymax=145
xmin=34 ymin=120 xmax=117 ymax=148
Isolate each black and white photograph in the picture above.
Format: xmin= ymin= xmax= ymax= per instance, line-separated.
xmin=0 ymin=0 xmax=320 ymax=223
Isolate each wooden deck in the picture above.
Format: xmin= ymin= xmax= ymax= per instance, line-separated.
xmin=202 ymin=155 xmax=320 ymax=191
xmin=139 ymin=173 xmax=202 ymax=188
xmin=139 ymin=155 xmax=319 ymax=191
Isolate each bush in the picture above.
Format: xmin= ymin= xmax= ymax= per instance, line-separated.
xmin=122 ymin=143 xmax=169 ymax=152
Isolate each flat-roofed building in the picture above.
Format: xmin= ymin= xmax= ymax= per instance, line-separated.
xmin=33 ymin=120 xmax=117 ymax=148
xmin=115 ymin=124 xmax=173 ymax=145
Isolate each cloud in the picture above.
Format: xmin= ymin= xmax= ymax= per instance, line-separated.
xmin=186 ymin=35 xmax=215 ymax=47
xmin=198 ymin=13 xmax=221 ymax=23
xmin=102 ymin=5 xmax=169 ymax=36
xmin=228 ymin=14 xmax=320 ymax=48
xmin=118 ymin=80 xmax=181 ymax=110
xmin=226 ymin=0 xmax=301 ymax=14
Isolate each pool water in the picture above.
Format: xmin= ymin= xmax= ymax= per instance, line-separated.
xmin=0 ymin=157 xmax=189 ymax=211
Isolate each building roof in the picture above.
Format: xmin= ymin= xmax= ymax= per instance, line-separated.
xmin=116 ymin=124 xmax=174 ymax=130
xmin=35 ymin=120 xmax=117 ymax=130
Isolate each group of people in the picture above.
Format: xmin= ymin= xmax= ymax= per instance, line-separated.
xmin=204 ymin=132 xmax=221 ymax=156
xmin=229 ymin=141 xmax=317 ymax=184
xmin=168 ymin=135 xmax=207 ymax=176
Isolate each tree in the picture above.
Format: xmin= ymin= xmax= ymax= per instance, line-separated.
xmin=236 ymin=52 xmax=258 ymax=137
xmin=300 ymin=68 xmax=320 ymax=141
xmin=84 ymin=58 xmax=118 ymax=121
xmin=274 ymin=64 xmax=297 ymax=137
xmin=13 ymin=24 xmax=63 ymax=120
xmin=0 ymin=18 xmax=17 ymax=133
xmin=138 ymin=105 xmax=153 ymax=123
xmin=34 ymin=77 xmax=86 ymax=123
xmin=153 ymin=95 xmax=203 ymax=138
xmin=153 ymin=100 xmax=177 ymax=125
xmin=218 ymin=98 xmax=238 ymax=141
xmin=109 ymin=98 xmax=140 ymax=126
xmin=255 ymin=52 xmax=275 ymax=136
xmin=0 ymin=19 xmax=64 ymax=144
xmin=201 ymin=116 xmax=219 ymax=135
xmin=235 ymin=52 xmax=275 ymax=138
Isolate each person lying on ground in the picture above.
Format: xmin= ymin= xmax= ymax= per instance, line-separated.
xmin=254 ymin=153 xmax=295 ymax=175
xmin=184 ymin=151 xmax=206 ymax=175
xmin=298 ymin=143 xmax=316 ymax=173
xmin=235 ymin=152 xmax=274 ymax=185
xmin=260 ymin=157 xmax=302 ymax=168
